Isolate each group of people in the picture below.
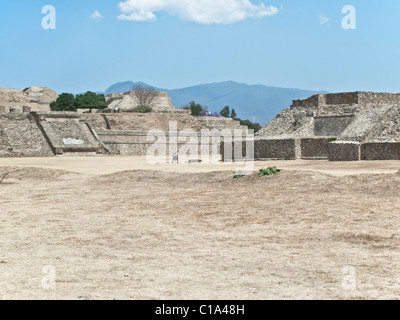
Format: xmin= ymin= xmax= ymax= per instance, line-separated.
xmin=9 ymin=107 xmax=15 ymax=113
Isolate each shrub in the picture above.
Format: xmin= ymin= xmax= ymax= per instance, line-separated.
xmin=131 ymin=106 xmax=153 ymax=113
xmin=259 ymin=166 xmax=281 ymax=177
xmin=233 ymin=171 xmax=246 ymax=179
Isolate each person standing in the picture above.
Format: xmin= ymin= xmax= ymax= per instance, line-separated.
xmin=172 ymin=151 xmax=179 ymax=164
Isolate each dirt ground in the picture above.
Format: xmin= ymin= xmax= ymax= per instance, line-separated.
xmin=0 ymin=156 xmax=400 ymax=300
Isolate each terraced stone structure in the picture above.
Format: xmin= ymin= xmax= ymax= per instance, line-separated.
xmin=0 ymin=88 xmax=249 ymax=158
xmin=0 ymin=87 xmax=58 ymax=113
xmin=106 ymin=91 xmax=187 ymax=114
xmin=252 ymin=92 xmax=400 ymax=161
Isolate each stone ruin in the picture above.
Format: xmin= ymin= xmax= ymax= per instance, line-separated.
xmin=0 ymin=87 xmax=58 ymax=113
xmin=4 ymin=86 xmax=398 ymax=161
xmin=106 ymin=91 xmax=187 ymax=114
xmin=223 ymin=92 xmax=400 ymax=162
xmin=0 ymin=87 xmax=248 ymax=158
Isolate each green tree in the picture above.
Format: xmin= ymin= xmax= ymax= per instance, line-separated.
xmin=239 ymin=119 xmax=262 ymax=133
xmin=186 ymin=101 xmax=203 ymax=116
xmin=50 ymin=93 xmax=76 ymax=112
xmin=230 ymin=108 xmax=237 ymax=119
xmin=220 ymin=106 xmax=230 ymax=118
xmin=75 ymin=91 xmax=107 ymax=112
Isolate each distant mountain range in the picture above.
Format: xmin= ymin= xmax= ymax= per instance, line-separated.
xmin=101 ymin=80 xmax=327 ymax=125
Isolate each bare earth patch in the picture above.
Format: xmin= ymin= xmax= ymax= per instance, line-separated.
xmin=0 ymin=157 xmax=400 ymax=300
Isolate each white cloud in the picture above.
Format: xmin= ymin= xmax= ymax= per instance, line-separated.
xmin=91 ymin=10 xmax=104 ymax=21
xmin=319 ymin=14 xmax=330 ymax=25
xmin=117 ymin=0 xmax=279 ymax=24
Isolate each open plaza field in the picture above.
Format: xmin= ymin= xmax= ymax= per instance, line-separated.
xmin=0 ymin=156 xmax=400 ymax=299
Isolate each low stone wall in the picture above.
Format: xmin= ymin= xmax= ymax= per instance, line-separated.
xmin=291 ymin=94 xmax=320 ymax=108
xmin=254 ymin=139 xmax=298 ymax=160
xmin=301 ymin=137 xmax=337 ymax=159
xmin=328 ymin=141 xmax=360 ymax=161
xmin=361 ymin=142 xmax=400 ymax=160
xmin=325 ymin=92 xmax=359 ymax=106
xmin=359 ymin=92 xmax=400 ymax=106
xmin=222 ymin=138 xmax=298 ymax=161
xmin=291 ymin=92 xmax=400 ymax=109
xmin=220 ymin=139 xmax=255 ymax=162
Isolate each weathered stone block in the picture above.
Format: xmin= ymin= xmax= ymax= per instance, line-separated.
xmin=251 ymin=139 xmax=298 ymax=160
xmin=301 ymin=137 xmax=337 ymax=159
xmin=361 ymin=142 xmax=400 ymax=160
xmin=328 ymin=141 xmax=360 ymax=161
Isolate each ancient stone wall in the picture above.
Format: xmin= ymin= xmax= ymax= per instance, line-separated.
xmin=257 ymin=91 xmax=400 ymax=161
xmin=361 ymin=142 xmax=400 ymax=160
xmin=0 ymin=87 xmax=58 ymax=112
xmin=300 ymin=137 xmax=337 ymax=160
xmin=325 ymin=92 xmax=359 ymax=106
xmin=38 ymin=113 xmax=105 ymax=155
xmin=254 ymin=139 xmax=298 ymax=160
xmin=358 ymin=92 xmax=400 ymax=106
xmin=102 ymin=113 xmax=207 ymax=132
xmin=291 ymin=94 xmax=320 ymax=108
xmin=106 ymin=91 xmax=183 ymax=113
xmin=291 ymin=92 xmax=400 ymax=109
xmin=0 ymin=113 xmax=54 ymax=157
xmin=328 ymin=141 xmax=361 ymax=161
xmin=97 ymin=131 xmax=221 ymax=156
xmin=197 ymin=117 xmax=248 ymax=134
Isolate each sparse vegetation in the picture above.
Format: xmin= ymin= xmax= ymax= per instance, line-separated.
xmin=130 ymin=106 xmax=153 ymax=113
xmin=220 ymin=106 xmax=262 ymax=133
xmin=181 ymin=101 xmax=205 ymax=117
xmin=237 ymin=119 xmax=262 ymax=133
xmin=132 ymin=84 xmax=160 ymax=108
xmin=233 ymin=170 xmax=246 ymax=179
xmin=259 ymin=166 xmax=281 ymax=177
xmin=0 ymin=168 xmax=10 ymax=184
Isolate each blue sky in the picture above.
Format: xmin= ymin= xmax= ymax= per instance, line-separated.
xmin=0 ymin=0 xmax=399 ymax=94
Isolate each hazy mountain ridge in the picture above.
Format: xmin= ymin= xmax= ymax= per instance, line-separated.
xmin=102 ymin=81 xmax=327 ymax=125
